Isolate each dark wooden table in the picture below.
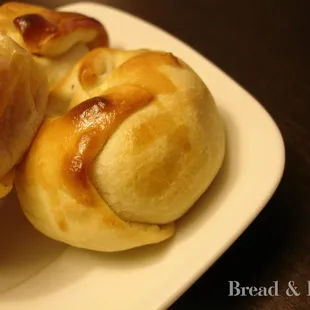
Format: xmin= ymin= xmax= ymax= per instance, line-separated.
xmin=10 ymin=0 xmax=310 ymax=309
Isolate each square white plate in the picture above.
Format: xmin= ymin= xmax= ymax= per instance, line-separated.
xmin=0 ymin=2 xmax=285 ymax=310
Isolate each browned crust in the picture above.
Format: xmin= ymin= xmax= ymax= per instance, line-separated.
xmin=78 ymin=48 xmax=106 ymax=89
xmin=78 ymin=50 xmax=181 ymax=91
xmin=0 ymin=2 xmax=109 ymax=56
xmin=60 ymin=84 xmax=154 ymax=205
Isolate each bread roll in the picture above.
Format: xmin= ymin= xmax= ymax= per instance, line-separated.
xmin=0 ymin=34 xmax=48 ymax=198
xmin=0 ymin=2 xmax=109 ymax=93
xmin=15 ymin=48 xmax=225 ymax=251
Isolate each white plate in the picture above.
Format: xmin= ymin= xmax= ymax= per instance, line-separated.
xmin=0 ymin=2 xmax=285 ymax=310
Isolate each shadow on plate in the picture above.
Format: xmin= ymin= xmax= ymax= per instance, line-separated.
xmin=0 ymin=222 xmax=174 ymax=301
xmin=0 ymin=190 xmax=67 ymax=295
xmin=0 ymin=197 xmax=175 ymax=301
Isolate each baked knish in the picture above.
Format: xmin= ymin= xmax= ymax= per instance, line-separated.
xmin=0 ymin=34 xmax=48 ymax=198
xmin=0 ymin=2 xmax=109 ymax=93
xmin=15 ymin=48 xmax=226 ymax=251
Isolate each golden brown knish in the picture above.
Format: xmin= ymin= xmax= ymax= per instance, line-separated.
xmin=0 ymin=34 xmax=48 ymax=198
xmin=15 ymin=49 xmax=225 ymax=252
xmin=0 ymin=2 xmax=109 ymax=92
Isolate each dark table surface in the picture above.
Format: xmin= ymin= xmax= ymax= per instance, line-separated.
xmin=8 ymin=0 xmax=310 ymax=309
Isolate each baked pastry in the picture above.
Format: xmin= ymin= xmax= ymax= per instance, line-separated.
xmin=48 ymin=48 xmax=147 ymax=115
xmin=15 ymin=48 xmax=226 ymax=251
xmin=0 ymin=34 xmax=48 ymax=198
xmin=0 ymin=2 xmax=109 ymax=92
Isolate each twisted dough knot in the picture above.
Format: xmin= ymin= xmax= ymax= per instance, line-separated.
xmin=15 ymin=49 xmax=225 ymax=252
xmin=0 ymin=2 xmax=109 ymax=91
xmin=0 ymin=2 xmax=109 ymax=57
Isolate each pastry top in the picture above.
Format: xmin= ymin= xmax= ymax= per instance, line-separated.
xmin=0 ymin=34 xmax=48 ymax=198
xmin=15 ymin=48 xmax=225 ymax=251
xmin=0 ymin=2 xmax=109 ymax=92
xmin=0 ymin=2 xmax=109 ymax=57
xmin=48 ymin=48 xmax=147 ymax=114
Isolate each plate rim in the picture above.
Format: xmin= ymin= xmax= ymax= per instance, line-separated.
xmin=57 ymin=2 xmax=287 ymax=308
xmin=5 ymin=2 xmax=287 ymax=309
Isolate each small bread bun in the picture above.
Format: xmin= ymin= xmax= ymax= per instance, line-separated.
xmin=0 ymin=2 xmax=109 ymax=91
xmin=0 ymin=34 xmax=48 ymax=198
xmin=15 ymin=49 xmax=225 ymax=252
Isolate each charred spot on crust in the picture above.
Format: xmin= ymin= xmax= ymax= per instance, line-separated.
xmin=14 ymin=14 xmax=58 ymax=52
